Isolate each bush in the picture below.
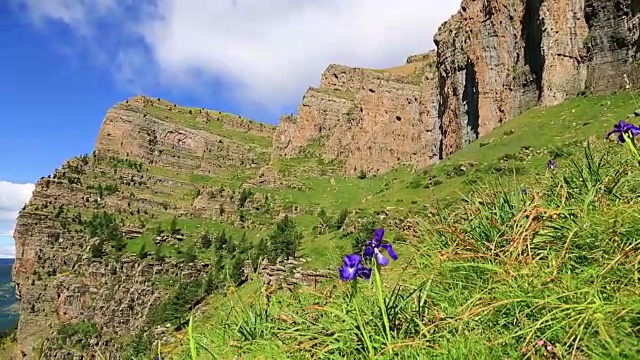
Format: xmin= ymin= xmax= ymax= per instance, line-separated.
xmin=314 ymin=208 xmax=331 ymax=235
xmin=350 ymin=217 xmax=377 ymax=253
xmin=199 ymin=231 xmax=212 ymax=249
xmin=237 ymin=188 xmax=254 ymax=209
xmin=264 ymin=215 xmax=303 ymax=262
xmin=333 ymin=209 xmax=349 ymax=231
xmin=55 ymin=321 xmax=100 ymax=351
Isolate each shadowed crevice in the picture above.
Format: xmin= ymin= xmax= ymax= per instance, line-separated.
xmin=463 ymin=60 xmax=480 ymax=140
xmin=522 ymin=0 xmax=545 ymax=99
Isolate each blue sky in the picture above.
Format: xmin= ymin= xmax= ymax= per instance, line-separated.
xmin=0 ymin=0 xmax=460 ymax=258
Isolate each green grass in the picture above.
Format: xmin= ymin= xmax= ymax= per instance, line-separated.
xmin=144 ymin=105 xmax=273 ymax=147
xmin=145 ymin=164 xmax=253 ymax=188
xmin=152 ymin=91 xmax=640 ymax=359
xmin=313 ymin=88 xmax=357 ymax=101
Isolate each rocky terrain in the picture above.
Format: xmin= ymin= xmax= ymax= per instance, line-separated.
xmin=11 ymin=96 xmax=283 ymax=358
xmin=273 ymin=52 xmax=441 ymax=176
xmin=275 ymin=0 xmax=640 ymax=169
xmin=10 ymin=0 xmax=640 ymax=358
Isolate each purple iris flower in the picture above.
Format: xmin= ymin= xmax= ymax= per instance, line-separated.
xmin=363 ymin=228 xmax=398 ymax=267
xmin=606 ymin=120 xmax=640 ymax=143
xmin=338 ymin=254 xmax=372 ymax=281
xmin=547 ymin=159 xmax=557 ymax=170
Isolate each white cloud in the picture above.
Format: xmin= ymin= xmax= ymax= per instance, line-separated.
xmin=0 ymin=221 xmax=15 ymax=237
xmin=0 ymin=243 xmax=16 ymax=259
xmin=17 ymin=0 xmax=118 ymax=34
xmin=0 ymin=212 xmax=19 ymax=222
xmin=0 ymin=181 xmax=35 ymax=215
xmin=0 ymin=181 xmax=35 ymax=257
xmin=13 ymin=0 xmax=461 ymax=113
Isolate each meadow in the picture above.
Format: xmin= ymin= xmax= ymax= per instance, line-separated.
xmin=154 ymin=90 xmax=640 ymax=360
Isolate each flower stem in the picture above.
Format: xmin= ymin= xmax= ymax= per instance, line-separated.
xmin=351 ymin=281 xmax=374 ymax=359
xmin=373 ymin=263 xmax=392 ymax=346
xmin=622 ymin=133 xmax=640 ymax=167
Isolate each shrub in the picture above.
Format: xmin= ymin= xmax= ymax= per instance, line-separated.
xmin=264 ymin=215 xmax=302 ymax=262
xmin=333 ymin=209 xmax=349 ymax=231
xmin=237 ymin=188 xmax=254 ymax=209
xmin=199 ymin=231 xmax=212 ymax=249
xmin=55 ymin=321 xmax=100 ymax=351
xmin=350 ymin=217 xmax=377 ymax=253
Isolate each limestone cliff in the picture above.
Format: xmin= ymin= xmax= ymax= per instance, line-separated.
xmin=11 ymin=96 xmax=278 ymax=359
xmin=273 ymin=52 xmax=441 ymax=176
xmin=274 ymin=0 xmax=640 ymax=167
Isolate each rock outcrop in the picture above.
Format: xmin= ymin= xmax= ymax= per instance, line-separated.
xmin=11 ymin=96 xmax=279 ymax=359
xmin=274 ymin=0 xmax=640 ymax=168
xmin=273 ymin=52 xmax=441 ymax=176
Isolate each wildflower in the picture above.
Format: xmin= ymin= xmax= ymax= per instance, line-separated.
xmin=338 ymin=253 xmax=372 ymax=281
xmin=363 ymin=228 xmax=398 ymax=266
xmin=606 ymin=120 xmax=640 ymax=143
xmin=521 ymin=188 xmax=529 ymax=195
xmin=547 ymin=159 xmax=557 ymax=170
xmin=536 ymin=339 xmax=545 ymax=346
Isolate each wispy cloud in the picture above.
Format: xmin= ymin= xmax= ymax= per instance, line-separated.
xmin=0 ymin=181 xmax=35 ymax=257
xmin=0 ymin=229 xmax=14 ymax=237
xmin=12 ymin=0 xmax=461 ymax=114
xmin=0 ymin=181 xmax=34 ymax=215
xmin=0 ymin=243 xmax=16 ymax=259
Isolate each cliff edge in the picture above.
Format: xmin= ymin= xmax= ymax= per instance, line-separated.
xmin=274 ymin=0 xmax=640 ymax=169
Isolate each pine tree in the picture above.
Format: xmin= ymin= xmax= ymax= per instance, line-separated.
xmin=214 ymin=230 xmax=228 ymax=253
xmin=315 ymin=208 xmax=330 ymax=235
xmin=169 ymin=217 xmax=180 ymax=235
xmin=266 ymin=215 xmax=302 ymax=262
xmin=351 ymin=218 xmax=377 ymax=253
xmin=199 ymin=231 xmax=212 ymax=249
xmin=182 ymin=246 xmax=197 ymax=263
xmin=333 ymin=209 xmax=349 ymax=231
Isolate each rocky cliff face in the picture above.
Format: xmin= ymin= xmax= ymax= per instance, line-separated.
xmin=273 ymin=52 xmax=441 ymax=176
xmin=274 ymin=0 xmax=640 ymax=167
xmin=11 ymin=96 xmax=278 ymax=359
xmin=583 ymin=0 xmax=640 ymax=92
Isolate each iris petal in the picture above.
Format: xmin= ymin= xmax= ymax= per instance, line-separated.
xmin=338 ymin=253 xmax=363 ymax=281
xmin=380 ymin=243 xmax=398 ymax=260
xmin=344 ymin=253 xmax=362 ymax=267
xmin=363 ymin=245 xmax=374 ymax=259
xmin=375 ymin=249 xmax=389 ymax=266
xmin=373 ymin=228 xmax=384 ymax=243
xmin=338 ymin=264 xmax=356 ymax=281
xmin=356 ymin=266 xmax=372 ymax=280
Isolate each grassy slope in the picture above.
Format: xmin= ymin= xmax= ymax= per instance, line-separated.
xmin=159 ymin=91 xmax=640 ymax=359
